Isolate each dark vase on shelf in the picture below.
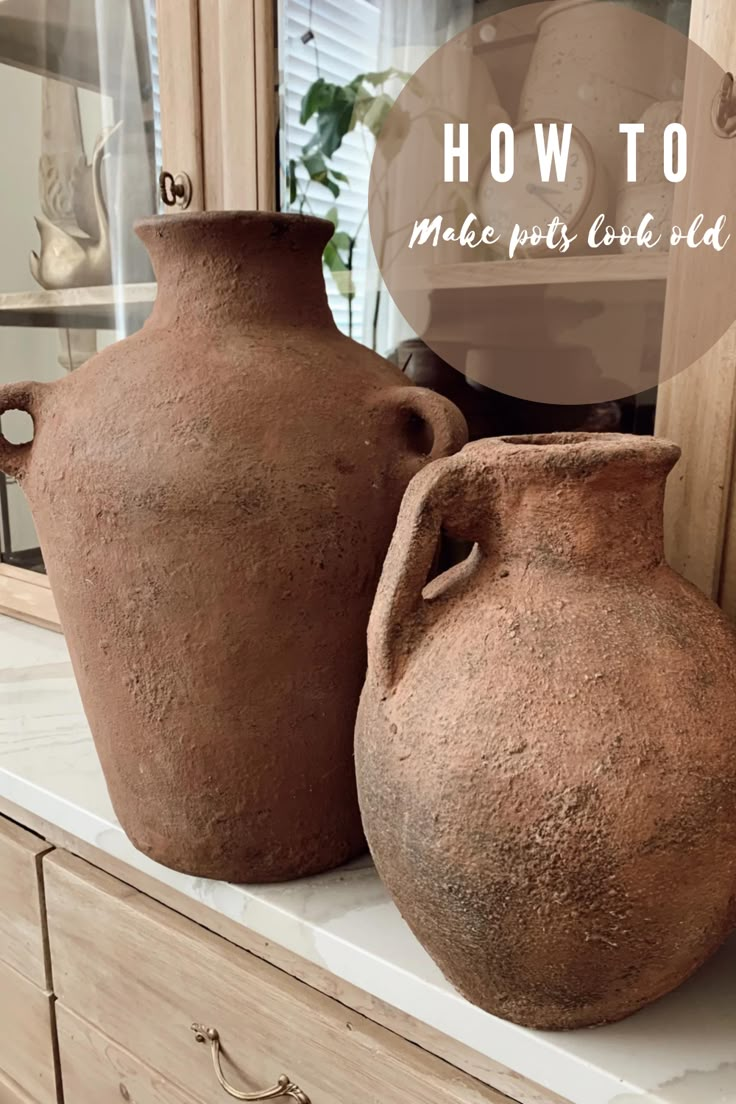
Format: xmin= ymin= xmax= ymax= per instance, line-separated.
xmin=397 ymin=338 xmax=622 ymax=439
xmin=0 ymin=211 xmax=467 ymax=883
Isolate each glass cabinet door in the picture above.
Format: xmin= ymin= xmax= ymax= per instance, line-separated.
xmin=0 ymin=0 xmax=200 ymax=608
xmin=276 ymin=0 xmax=693 ymax=440
xmin=270 ymin=0 xmax=736 ymax=611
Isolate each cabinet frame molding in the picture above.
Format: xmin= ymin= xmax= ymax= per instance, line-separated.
xmin=654 ymin=0 xmax=736 ymax=611
xmin=0 ymin=0 xmax=205 ymax=631
xmin=197 ymin=0 xmax=277 ymax=210
xmin=157 ymin=0 xmax=206 ymax=213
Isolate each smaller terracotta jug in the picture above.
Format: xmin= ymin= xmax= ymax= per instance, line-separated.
xmin=356 ymin=433 xmax=736 ymax=1029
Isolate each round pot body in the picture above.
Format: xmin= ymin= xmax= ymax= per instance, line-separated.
xmin=0 ymin=211 xmax=467 ymax=882
xmin=356 ymin=433 xmax=736 ymax=1029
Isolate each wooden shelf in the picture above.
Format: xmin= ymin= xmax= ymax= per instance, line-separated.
xmin=396 ymin=253 xmax=671 ymax=292
xmin=0 ymin=564 xmax=60 ymax=633
xmin=0 ymin=0 xmax=148 ymax=92
xmin=0 ymin=284 xmax=156 ymax=329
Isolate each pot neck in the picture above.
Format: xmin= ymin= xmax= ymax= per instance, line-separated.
xmin=136 ymin=212 xmax=337 ymax=332
xmin=458 ymin=434 xmax=681 ymax=574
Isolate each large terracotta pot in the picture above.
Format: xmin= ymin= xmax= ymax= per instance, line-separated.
xmin=356 ymin=433 xmax=736 ymax=1029
xmin=0 ymin=211 xmax=467 ymax=882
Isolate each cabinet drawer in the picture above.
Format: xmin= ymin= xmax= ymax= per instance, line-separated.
xmin=56 ymin=1006 xmax=200 ymax=1104
xmin=0 ymin=1072 xmax=37 ymax=1104
xmin=0 ymin=959 xmax=58 ymax=1104
xmin=0 ymin=816 xmax=51 ymax=988
xmin=45 ymin=852 xmax=506 ymax=1104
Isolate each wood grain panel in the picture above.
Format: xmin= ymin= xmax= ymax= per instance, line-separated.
xmin=655 ymin=0 xmax=736 ymax=599
xmin=254 ymin=0 xmax=277 ymax=210
xmin=0 ymin=801 xmax=563 ymax=1104
xmin=718 ymin=483 xmax=736 ymax=616
xmin=45 ymin=851 xmax=511 ymax=1104
xmin=0 ymin=960 xmax=58 ymax=1104
xmin=197 ymin=0 xmax=259 ymax=209
xmin=0 ymin=815 xmax=52 ymax=987
xmin=57 ymin=1006 xmax=201 ymax=1104
xmin=156 ymin=0 xmax=204 ymax=211
xmin=0 ymin=567 xmax=61 ymax=633
xmin=0 ymin=1071 xmax=37 ymax=1104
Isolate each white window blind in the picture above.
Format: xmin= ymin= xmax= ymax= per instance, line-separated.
xmin=279 ymin=0 xmax=381 ymax=344
xmin=145 ymin=0 xmax=163 ymax=184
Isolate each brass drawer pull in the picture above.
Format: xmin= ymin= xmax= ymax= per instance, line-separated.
xmin=191 ymin=1024 xmax=311 ymax=1102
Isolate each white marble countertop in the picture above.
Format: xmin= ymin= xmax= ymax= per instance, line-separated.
xmin=0 ymin=616 xmax=733 ymax=1104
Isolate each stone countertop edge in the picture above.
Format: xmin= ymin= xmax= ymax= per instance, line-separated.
xmin=0 ymin=615 xmax=733 ymax=1104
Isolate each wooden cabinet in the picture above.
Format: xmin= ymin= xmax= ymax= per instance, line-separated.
xmin=0 ymin=816 xmax=50 ymax=988
xmin=0 ymin=1073 xmax=39 ymax=1104
xmin=0 ymin=809 xmax=520 ymax=1104
xmin=0 ymin=962 xmax=58 ymax=1104
xmin=0 ymin=818 xmax=57 ymax=1104
xmin=56 ymin=1007 xmax=200 ymax=1104
xmin=45 ymin=850 xmax=508 ymax=1104
xmin=654 ymin=0 xmax=736 ymax=613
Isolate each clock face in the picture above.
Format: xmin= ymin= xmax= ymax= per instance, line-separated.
xmin=476 ymin=124 xmax=593 ymax=248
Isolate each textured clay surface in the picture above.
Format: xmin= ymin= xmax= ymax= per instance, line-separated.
xmin=0 ymin=211 xmax=467 ymax=882
xmin=356 ymin=433 xmax=736 ymax=1029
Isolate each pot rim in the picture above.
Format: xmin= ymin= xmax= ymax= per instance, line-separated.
xmin=464 ymin=431 xmax=681 ymax=468
xmin=134 ymin=209 xmax=334 ymax=238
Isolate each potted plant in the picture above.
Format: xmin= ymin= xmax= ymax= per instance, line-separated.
xmin=284 ymin=68 xmax=407 ymax=341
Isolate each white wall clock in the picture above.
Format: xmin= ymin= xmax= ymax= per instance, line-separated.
xmin=475 ymin=120 xmax=608 ymax=257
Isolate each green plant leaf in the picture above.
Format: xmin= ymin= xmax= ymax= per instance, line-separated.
xmin=332 ymin=271 xmax=355 ymax=297
xmin=302 ymin=151 xmax=327 ymax=176
xmin=300 ymin=152 xmax=341 ymax=198
xmin=317 ymin=85 xmax=358 ymax=157
xmin=351 ymin=93 xmax=373 ymax=125
xmin=362 ymin=92 xmax=394 ymax=138
xmin=323 ymin=240 xmax=344 ymax=269
xmin=300 ymin=77 xmax=333 ymax=125
xmin=323 ymin=239 xmax=355 ymax=298
xmin=316 ymin=171 xmax=341 ymax=198
xmin=361 ymin=68 xmax=411 ymax=87
xmin=323 ymin=240 xmax=344 ymax=273
xmin=298 ymin=68 xmax=405 ymax=309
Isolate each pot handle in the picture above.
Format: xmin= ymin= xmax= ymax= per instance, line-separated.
xmin=383 ymin=385 xmax=468 ymax=462
xmin=367 ymin=452 xmax=468 ymax=690
xmin=0 ymin=382 xmax=44 ymax=481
